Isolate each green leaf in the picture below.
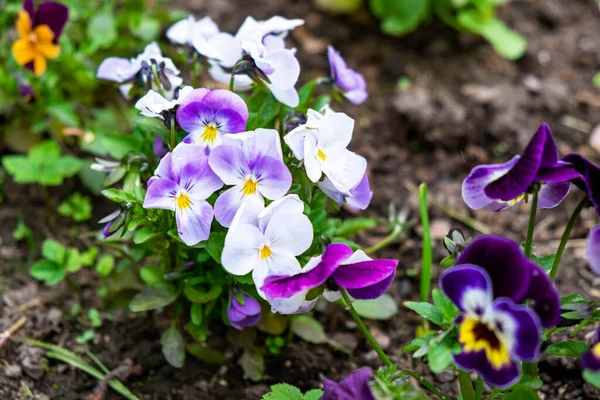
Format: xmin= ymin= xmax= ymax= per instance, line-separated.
xmin=88 ymin=308 xmax=102 ymax=328
xmin=546 ymin=340 xmax=588 ymax=357
xmin=533 ymin=253 xmax=555 ymax=273
xmin=185 ymin=343 xmax=227 ymax=364
xmin=304 ymin=389 xmax=324 ymax=400
xmin=131 ymin=17 xmax=160 ymax=41
xmin=40 ymin=156 xmax=82 ymax=186
xmin=42 ymin=239 xmax=66 ymax=265
xmin=58 ymin=193 xmax=92 ymax=222
xmin=64 ymin=248 xmax=82 ymax=272
xmin=101 ymin=189 xmax=138 ymax=203
xmin=2 ymin=156 xmax=39 ymax=183
xmin=291 ymin=315 xmax=328 ymax=344
xmin=183 ymin=282 xmax=223 ymax=304
xmin=262 ymin=383 xmax=303 ymax=400
xmin=246 ymin=91 xmax=281 ymax=130
xmin=427 ymin=338 xmax=454 ymax=373
xmin=30 ymin=261 xmax=65 ymax=285
xmin=76 ymin=330 xmax=96 ymax=344
xmin=161 ymin=324 xmax=185 ymax=368
xmin=335 ymin=218 xmax=377 ymax=237
xmin=593 ymin=72 xmax=600 ymax=89
xmin=239 ymin=348 xmax=264 ymax=382
xmin=503 ymin=385 xmax=540 ymax=400
xmin=371 ymin=0 xmax=430 ymax=37
xmin=133 ymin=227 xmax=161 ymax=244
xmin=404 ymin=301 xmax=443 ymax=325
xmin=432 ymin=289 xmax=459 ymax=323
xmin=47 ymin=103 xmax=80 ymax=126
xmin=353 ymin=294 xmax=399 ymax=320
xmin=583 ymin=369 xmax=600 ymax=389
xmin=206 ymin=232 xmax=226 ymax=263
xmin=87 ymin=11 xmax=117 ymax=51
xmin=140 ymin=266 xmax=165 ymax=287
xmin=129 ymin=286 xmax=179 ymax=312
xmin=95 ymin=255 xmax=115 ymax=277
xmin=296 ymin=80 xmax=317 ymax=112
xmin=190 ymin=303 xmax=203 ymax=325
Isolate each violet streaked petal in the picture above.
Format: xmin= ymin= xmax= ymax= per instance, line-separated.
xmin=453 ymin=351 xmax=521 ymax=389
xmin=179 ymin=158 xmax=223 ymax=201
xmin=462 ymin=156 xmax=520 ymax=210
xmin=587 ymin=226 xmax=600 ymax=275
xmin=201 ymin=89 xmax=249 ymax=123
xmin=176 ymin=102 xmax=214 ymax=134
xmin=234 ymin=294 xmax=261 ymax=316
xmin=178 ymin=87 xmax=210 ymax=109
xmin=215 ymin=186 xmax=261 ymax=228
xmin=456 ymin=236 xmax=532 ymax=302
xmin=208 ymin=145 xmax=249 ymax=185
xmin=491 ymin=298 xmax=541 ymax=361
xmin=537 ymin=123 xmax=559 ymax=167
xmin=143 ymin=179 xmax=178 ymax=211
xmin=521 ymin=265 xmax=561 ymax=328
xmin=346 ymin=173 xmax=373 ymax=210
xmin=535 ymin=162 xmax=580 ymax=182
xmin=439 ymin=265 xmax=492 ymax=313
xmin=214 ymin=109 xmax=246 ymax=134
xmin=261 ymin=243 xmax=353 ymax=299
xmin=332 ymin=259 xmax=397 ymax=289
xmin=537 ymin=181 xmax=571 ymax=209
xmin=562 ymin=153 xmax=600 ymax=216
xmin=253 ymin=156 xmax=292 ymax=200
xmin=175 ymin=199 xmax=213 ymax=245
xmin=36 ymin=2 xmax=69 ymax=38
xmin=346 ymin=270 xmax=395 ymax=300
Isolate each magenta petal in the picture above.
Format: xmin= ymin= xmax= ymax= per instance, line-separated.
xmin=332 ymin=259 xmax=397 ymax=289
xmin=587 ymin=226 xmax=600 ymax=275
xmin=201 ymin=89 xmax=249 ymax=123
xmin=346 ymin=271 xmax=395 ymax=300
xmin=36 ymin=2 xmax=69 ymax=38
xmin=214 ymin=108 xmax=247 ymax=134
xmin=261 ymin=243 xmax=354 ymax=299
xmin=176 ymin=102 xmax=214 ymax=134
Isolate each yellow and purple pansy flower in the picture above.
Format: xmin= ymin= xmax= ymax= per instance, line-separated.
xmin=11 ymin=0 xmax=69 ymax=76
xmin=581 ymin=329 xmax=600 ymax=372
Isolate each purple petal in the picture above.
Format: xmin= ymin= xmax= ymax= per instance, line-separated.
xmin=24 ymin=0 xmax=35 ymax=21
xmin=214 ymin=109 xmax=247 ymax=134
xmin=154 ymin=152 xmax=176 ymax=182
xmin=332 ymin=259 xmax=397 ymax=290
xmin=153 ymin=136 xmax=169 ymax=159
xmin=484 ymin=127 xmax=548 ymax=201
xmin=143 ymin=179 xmax=178 ymax=211
xmin=587 ymin=226 xmax=600 ymax=275
xmin=208 ymin=145 xmax=249 ymax=185
xmin=537 ymin=123 xmax=559 ymax=167
xmin=537 ymin=181 xmax=571 ymax=209
xmin=176 ymin=102 xmax=214 ymax=134
xmin=581 ymin=343 xmax=600 ymax=371
xmin=201 ymin=89 xmax=249 ymax=123
xmin=230 ymin=313 xmax=262 ymax=330
xmin=346 ymin=271 xmax=395 ymax=300
xmin=175 ymin=199 xmax=213 ymax=245
xmin=253 ymin=156 xmax=292 ymax=200
xmin=562 ymin=153 xmax=600 ymax=216
xmin=521 ymin=264 xmax=561 ymax=328
xmin=323 ymin=367 xmax=375 ymax=400
xmin=97 ymin=57 xmax=132 ymax=82
xmin=456 ymin=236 xmax=532 ymax=302
xmin=536 ymin=162 xmax=580 ymax=182
xmin=214 ymin=186 xmax=257 ymax=228
xmin=227 ymin=306 xmax=247 ymax=322
xmin=462 ymin=156 xmax=520 ymax=210
xmin=178 ymin=88 xmax=210 ymax=109
xmin=261 ymin=244 xmax=353 ymax=299
xmin=36 ymin=2 xmax=69 ymax=38
xmin=179 ymin=160 xmax=223 ymax=201
xmin=453 ymin=351 xmax=521 ymax=389
xmin=232 ymin=294 xmax=262 ymax=316
xmin=347 ymin=173 xmax=373 ymax=210
xmin=439 ymin=265 xmax=492 ymax=312
xmin=491 ymin=298 xmax=541 ymax=361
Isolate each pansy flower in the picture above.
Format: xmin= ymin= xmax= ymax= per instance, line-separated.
xmin=208 ymin=129 xmax=292 ymax=227
xmin=262 ymin=243 xmax=397 ymax=314
xmin=99 ymin=209 xmax=125 ymax=239
xmin=456 ymin=235 xmax=561 ymax=328
xmin=153 ymin=135 xmax=169 ymax=159
xmin=143 ymin=143 xmax=223 ymax=246
xmin=586 ymin=227 xmax=600 ymax=276
xmin=462 ymin=123 xmax=579 ymax=211
xmin=135 ymin=86 xmax=193 ymax=121
xmin=327 ymin=45 xmax=367 ymax=105
xmin=12 ymin=0 xmax=69 ymax=77
xmin=97 ymin=42 xmax=183 ymax=100
xmin=581 ymin=329 xmax=600 ymax=372
xmin=319 ymin=172 xmax=373 ymax=211
xmin=222 ymin=195 xmax=313 ymax=301
xmin=323 ymin=367 xmax=376 ymax=400
xmin=285 ymin=108 xmax=367 ymax=193
xmin=227 ymin=293 xmax=262 ymax=330
xmin=562 ymin=153 xmax=600 ymax=216
xmin=440 ymin=265 xmax=541 ymax=388
xmin=176 ymin=88 xmax=249 ymax=149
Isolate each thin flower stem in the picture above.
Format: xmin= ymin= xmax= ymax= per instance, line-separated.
xmin=418 ymin=183 xmax=432 ymax=303
xmin=169 ymin=117 xmax=175 ymax=151
xmin=458 ymin=370 xmax=476 ymax=400
xmin=364 ymin=224 xmax=402 ymax=255
xmin=523 ymin=361 xmax=537 ymax=377
xmin=549 ymin=196 xmax=588 ymax=280
xmin=398 ymin=370 xmax=452 ymax=400
xmin=339 ymin=289 xmax=393 ymax=368
xmin=524 ymin=187 xmax=539 ymax=258
xmin=229 ymin=72 xmax=235 ymax=92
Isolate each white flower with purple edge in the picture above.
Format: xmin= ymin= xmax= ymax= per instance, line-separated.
xmin=284 ymin=107 xmax=366 ymax=193
xmin=143 ymin=143 xmax=223 ymax=246
xmin=208 ymin=128 xmax=292 ymax=227
xmin=319 ymin=172 xmax=372 ymax=211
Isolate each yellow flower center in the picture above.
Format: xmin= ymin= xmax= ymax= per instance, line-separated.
xmin=175 ymin=192 xmax=192 ymax=210
xmin=259 ymin=245 xmax=272 ymax=259
xmin=507 ymin=193 xmax=525 ymax=206
xmin=11 ymin=10 xmax=61 ymax=77
xmin=242 ymin=177 xmax=258 ymax=195
xmin=202 ymin=122 xmax=219 ymax=143
xmin=316 ymin=149 xmax=327 ymax=161
xmin=459 ymin=317 xmax=511 ymax=369
xmin=593 ymin=343 xmax=600 ymax=358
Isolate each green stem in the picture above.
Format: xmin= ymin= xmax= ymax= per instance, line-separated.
xmin=523 ymin=361 xmax=537 ymax=377
xmin=229 ymin=72 xmax=235 ymax=92
xmin=458 ymin=370 xmax=476 ymax=400
xmin=364 ymin=224 xmax=402 ymax=255
xmin=151 ymin=64 xmax=165 ymax=97
xmin=418 ymin=183 xmax=432 ymax=303
xmin=524 ymin=187 xmax=539 ymax=258
xmin=340 ymin=289 xmax=393 ymax=368
xmin=549 ymin=196 xmax=588 ymax=280
xmin=169 ymin=117 xmax=175 ymax=151
xmin=399 ymin=370 xmax=452 ymax=400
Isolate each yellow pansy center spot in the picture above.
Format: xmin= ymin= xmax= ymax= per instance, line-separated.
xmin=459 ymin=317 xmax=511 ymax=369
xmin=259 ymin=245 xmax=272 ymax=259
xmin=593 ymin=343 xmax=600 ymax=358
xmin=11 ymin=11 xmax=61 ymax=77
xmin=202 ymin=122 xmax=219 ymax=143
xmin=175 ymin=192 xmax=192 ymax=210
xmin=316 ymin=149 xmax=327 ymax=161
xmin=242 ymin=177 xmax=258 ymax=195
xmin=507 ymin=193 xmax=525 ymax=206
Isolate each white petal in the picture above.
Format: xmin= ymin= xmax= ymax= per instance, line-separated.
xmin=229 ymin=195 xmax=265 ymax=234
xmin=319 ymin=111 xmax=354 ymax=151
xmin=258 ymin=194 xmax=304 ymax=230
xmin=341 ymin=249 xmax=372 ymax=265
xmin=135 ymin=90 xmax=177 ymax=118
xmin=222 ymin=223 xmax=264 ymax=275
xmin=303 ymin=134 xmax=322 ymax=182
xmin=322 ymin=150 xmax=366 ymax=193
xmin=208 ymin=62 xmax=252 ymax=87
xmin=263 ymin=49 xmax=300 ymax=89
xmin=166 ymin=16 xmax=194 ymax=44
xmin=264 ymin=213 xmax=313 ymax=256
xmin=267 ymin=84 xmax=299 ymax=108
xmin=202 ymin=32 xmax=242 ymax=66
xmin=323 ymin=290 xmax=341 ymax=302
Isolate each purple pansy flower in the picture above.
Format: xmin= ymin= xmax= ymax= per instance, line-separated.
xmin=455 ymin=235 xmax=561 ymax=328
xmin=153 ymin=135 xmax=169 ymax=159
xmin=562 ymin=153 xmax=600 ymax=216
xmin=327 ymin=45 xmax=367 ymax=105
xmin=587 ymin=226 xmax=600 ymax=276
xmin=462 ymin=123 xmax=579 ymax=212
xmin=319 ymin=172 xmax=373 ymax=211
xmin=581 ymin=329 xmax=600 ymax=372
xmin=143 ymin=143 xmax=223 ymax=246
xmin=176 ymin=88 xmax=249 ymax=150
xmin=261 ymin=243 xmax=397 ymax=314
xmin=208 ymin=129 xmax=292 ymax=227
xmin=440 ymin=265 xmax=541 ymax=388
xmin=99 ymin=209 xmax=125 ymax=239
xmin=227 ymin=293 xmax=262 ymax=330
xmin=322 ymin=367 xmax=376 ymax=400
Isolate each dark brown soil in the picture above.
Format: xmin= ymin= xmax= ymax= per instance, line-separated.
xmin=2 ymin=0 xmax=600 ymax=399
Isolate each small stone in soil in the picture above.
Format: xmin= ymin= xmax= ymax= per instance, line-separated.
xmin=4 ymin=364 xmax=22 ymax=378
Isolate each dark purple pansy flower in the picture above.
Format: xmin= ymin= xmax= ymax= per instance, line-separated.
xmin=456 ymin=235 xmax=560 ymax=329
xmin=581 ymin=329 xmax=600 ymax=372
xmin=587 ymin=226 xmax=600 ymax=276
xmin=153 ymin=135 xmax=169 ymax=159
xmin=261 ymin=243 xmax=397 ymax=306
xmin=462 ymin=123 xmax=579 ymax=212
xmin=322 ymin=367 xmax=376 ymax=400
xmin=327 ymin=45 xmax=367 ymax=105
xmin=562 ymin=153 xmax=600 ymax=216
xmin=23 ymin=0 xmax=69 ymax=38
xmin=177 ymin=88 xmax=249 ymax=150
xmin=227 ymin=293 xmax=261 ymax=330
